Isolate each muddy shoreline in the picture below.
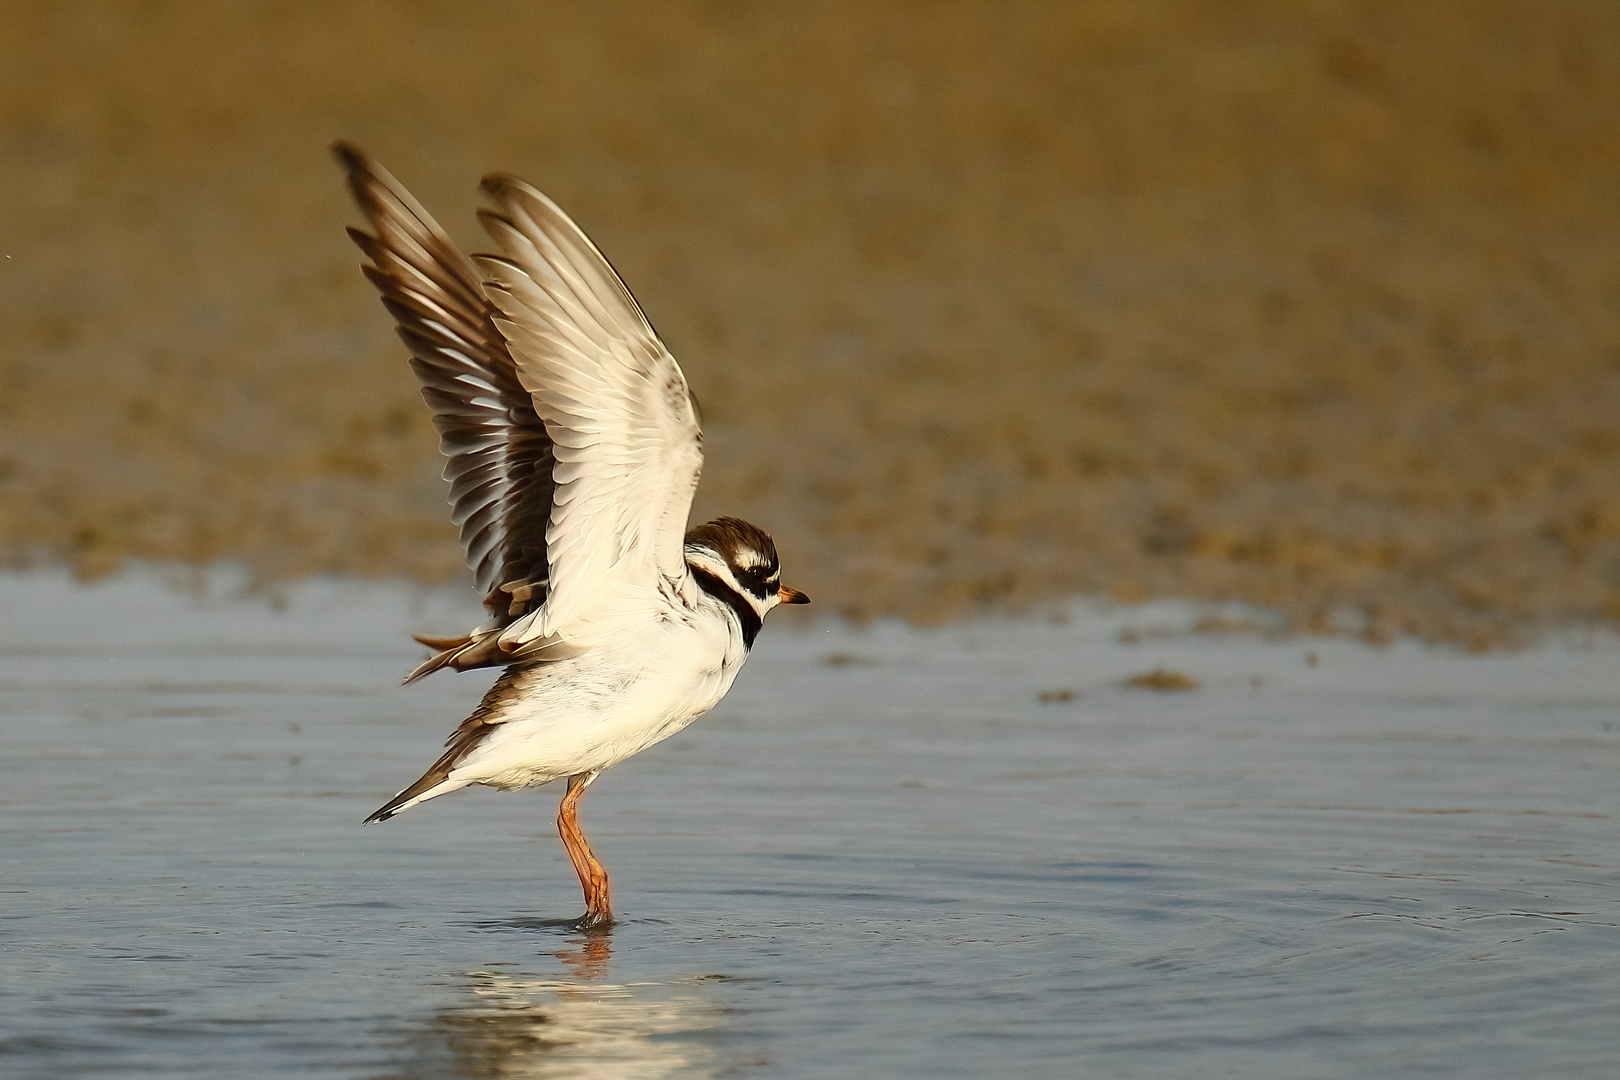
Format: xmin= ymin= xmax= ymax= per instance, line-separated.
xmin=4 ymin=3 xmax=1619 ymax=646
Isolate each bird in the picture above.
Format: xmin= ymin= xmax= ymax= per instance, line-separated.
xmin=334 ymin=143 xmax=809 ymax=928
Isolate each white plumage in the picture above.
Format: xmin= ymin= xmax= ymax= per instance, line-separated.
xmin=336 ymin=144 xmax=808 ymax=927
xmin=372 ymin=587 xmax=742 ymax=816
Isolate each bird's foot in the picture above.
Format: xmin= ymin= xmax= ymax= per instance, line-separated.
xmin=572 ymin=907 xmax=614 ymax=932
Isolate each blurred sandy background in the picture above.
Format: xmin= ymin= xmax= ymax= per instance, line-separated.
xmin=2 ymin=1 xmax=1619 ymax=644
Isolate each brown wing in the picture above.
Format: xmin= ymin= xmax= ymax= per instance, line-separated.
xmin=335 ymin=143 xmax=553 ymax=624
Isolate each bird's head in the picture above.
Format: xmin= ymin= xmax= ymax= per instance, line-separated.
xmin=684 ymin=517 xmax=811 ymax=624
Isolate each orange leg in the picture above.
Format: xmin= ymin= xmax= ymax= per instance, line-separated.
xmin=557 ymin=771 xmax=612 ymax=928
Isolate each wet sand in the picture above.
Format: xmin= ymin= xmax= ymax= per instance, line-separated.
xmin=4 ymin=3 xmax=1620 ymax=644
xmin=3 ymin=570 xmax=1618 ymax=1077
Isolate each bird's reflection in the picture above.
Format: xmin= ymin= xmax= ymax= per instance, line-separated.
xmin=554 ymin=931 xmax=612 ymax=981
xmin=413 ymin=932 xmax=733 ymax=1079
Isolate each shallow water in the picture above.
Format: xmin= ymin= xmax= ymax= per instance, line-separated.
xmin=3 ymin=571 xmax=1618 ymax=1078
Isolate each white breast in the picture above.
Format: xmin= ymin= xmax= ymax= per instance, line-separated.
xmin=448 ymin=597 xmax=748 ymax=790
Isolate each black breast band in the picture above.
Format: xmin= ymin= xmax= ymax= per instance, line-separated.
xmin=690 ymin=567 xmax=762 ymax=648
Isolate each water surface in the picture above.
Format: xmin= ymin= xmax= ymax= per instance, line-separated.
xmin=3 ymin=572 xmax=1618 ymax=1077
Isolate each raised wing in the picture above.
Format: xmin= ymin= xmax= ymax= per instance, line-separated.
xmin=473 ymin=175 xmax=703 ymax=646
xmin=335 ymin=144 xmax=556 ymax=630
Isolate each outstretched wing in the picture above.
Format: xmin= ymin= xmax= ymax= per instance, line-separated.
xmin=335 ymin=144 xmax=554 ymax=626
xmin=474 ymin=175 xmax=703 ymax=646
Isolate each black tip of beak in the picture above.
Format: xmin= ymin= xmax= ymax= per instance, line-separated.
xmin=779 ymin=586 xmax=811 ymax=605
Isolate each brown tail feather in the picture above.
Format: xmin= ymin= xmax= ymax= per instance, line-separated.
xmin=363 ymin=763 xmax=454 ymax=823
xmin=364 ymin=667 xmax=524 ymax=823
xmin=402 ymin=630 xmax=515 ymax=684
xmin=412 ymin=633 xmax=471 ymax=650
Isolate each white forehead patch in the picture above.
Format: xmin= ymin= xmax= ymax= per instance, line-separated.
xmin=741 ymin=548 xmax=770 ymax=570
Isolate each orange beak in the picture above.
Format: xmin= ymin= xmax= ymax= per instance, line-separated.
xmin=778 ymin=585 xmax=811 ymax=605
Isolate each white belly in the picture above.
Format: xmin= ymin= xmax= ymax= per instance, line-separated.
xmin=449 ymin=613 xmax=743 ymax=789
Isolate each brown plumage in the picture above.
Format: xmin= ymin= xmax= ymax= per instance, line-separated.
xmin=336 ymin=142 xmax=557 ymax=680
xmin=365 ymin=666 xmax=525 ymax=822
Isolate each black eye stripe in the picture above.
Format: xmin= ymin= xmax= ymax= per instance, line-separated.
xmin=739 ymin=568 xmax=779 ymax=597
